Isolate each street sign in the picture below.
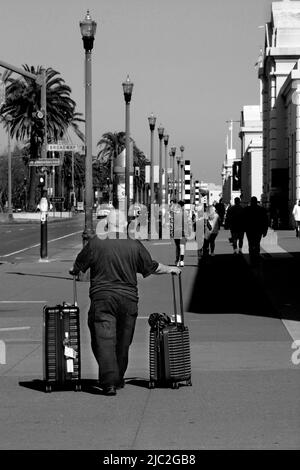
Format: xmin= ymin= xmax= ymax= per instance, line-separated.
xmin=47 ymin=143 xmax=84 ymax=152
xmin=50 ymin=197 xmax=64 ymax=203
xmin=29 ymin=159 xmax=61 ymax=167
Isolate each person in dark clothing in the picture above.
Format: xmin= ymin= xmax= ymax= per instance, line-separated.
xmin=215 ymin=198 xmax=226 ymax=226
xmin=225 ymin=197 xmax=245 ymax=254
xmin=244 ymin=196 xmax=268 ymax=262
xmin=70 ymin=210 xmax=181 ymax=396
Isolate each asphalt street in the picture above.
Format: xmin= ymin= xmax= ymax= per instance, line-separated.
xmin=0 ymin=220 xmax=299 ymax=450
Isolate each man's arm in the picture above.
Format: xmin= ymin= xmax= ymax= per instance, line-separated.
xmin=154 ymin=263 xmax=181 ymax=275
xmin=69 ymin=242 xmax=92 ymax=275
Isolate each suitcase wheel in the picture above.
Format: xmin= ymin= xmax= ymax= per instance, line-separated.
xmin=45 ymin=384 xmax=52 ymax=393
xmin=171 ymin=382 xmax=180 ymax=390
xmin=186 ymin=379 xmax=192 ymax=387
xmin=75 ymin=383 xmax=82 ymax=392
xmin=148 ymin=381 xmax=155 ymax=389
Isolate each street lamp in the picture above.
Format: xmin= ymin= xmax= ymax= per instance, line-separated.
xmin=157 ymin=124 xmax=164 ymax=208
xmin=148 ymin=113 xmax=156 ymax=209
xmin=163 ymin=134 xmax=169 ymax=204
xmin=180 ymin=159 xmax=185 ymax=203
xmin=122 ymin=75 xmax=134 ymax=220
xmin=176 ymin=155 xmax=181 ymax=201
xmin=80 ymin=10 xmax=97 ymax=244
xmin=180 ymin=145 xmax=185 ymax=202
xmin=170 ymin=146 xmax=176 ymax=200
xmin=6 ymin=114 xmax=13 ymax=220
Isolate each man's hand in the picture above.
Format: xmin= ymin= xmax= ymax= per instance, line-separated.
xmin=168 ymin=266 xmax=181 ymax=275
xmin=69 ymin=267 xmax=76 ymax=276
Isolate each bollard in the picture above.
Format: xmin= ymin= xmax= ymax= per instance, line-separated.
xmin=40 ymin=212 xmax=48 ymax=259
xmin=39 ymin=194 xmax=48 ymax=260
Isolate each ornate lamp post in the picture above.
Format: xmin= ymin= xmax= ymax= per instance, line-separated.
xmin=148 ymin=113 xmax=156 ymax=208
xmin=170 ymin=146 xmax=176 ymax=200
xmin=176 ymin=155 xmax=181 ymax=201
xmin=180 ymin=158 xmax=185 ymax=202
xmin=180 ymin=145 xmax=185 ymax=202
xmin=157 ymin=124 xmax=164 ymax=208
xmin=122 ymin=75 xmax=134 ymax=220
xmin=6 ymin=114 xmax=13 ymax=220
xmin=80 ymin=10 xmax=97 ymax=244
xmin=163 ymin=134 xmax=169 ymax=204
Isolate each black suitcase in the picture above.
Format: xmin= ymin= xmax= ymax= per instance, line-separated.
xmin=149 ymin=273 xmax=192 ymax=389
xmin=43 ymin=275 xmax=81 ymax=393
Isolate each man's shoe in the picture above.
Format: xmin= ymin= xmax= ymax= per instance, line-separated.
xmin=179 ymin=261 xmax=184 ymax=266
xmin=102 ymin=385 xmax=117 ymax=396
xmin=116 ymin=379 xmax=125 ymax=390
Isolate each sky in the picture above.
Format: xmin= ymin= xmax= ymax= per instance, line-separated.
xmin=0 ymin=0 xmax=277 ymax=185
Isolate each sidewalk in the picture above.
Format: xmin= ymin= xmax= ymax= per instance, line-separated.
xmin=0 ymin=229 xmax=299 ymax=450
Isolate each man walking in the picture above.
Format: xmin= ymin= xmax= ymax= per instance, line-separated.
xmin=292 ymin=200 xmax=300 ymax=238
xmin=244 ymin=196 xmax=268 ymax=263
xmin=70 ymin=210 xmax=180 ymax=396
xmin=225 ymin=197 xmax=245 ymax=254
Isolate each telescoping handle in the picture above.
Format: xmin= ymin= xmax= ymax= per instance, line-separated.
xmin=171 ymin=272 xmax=184 ymax=326
xmin=73 ymin=275 xmax=78 ymax=307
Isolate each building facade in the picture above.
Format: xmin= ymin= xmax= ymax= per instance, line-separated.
xmin=239 ymin=105 xmax=263 ymax=205
xmin=260 ymin=0 xmax=300 ymax=226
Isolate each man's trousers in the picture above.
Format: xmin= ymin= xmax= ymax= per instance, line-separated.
xmin=88 ymin=294 xmax=138 ymax=387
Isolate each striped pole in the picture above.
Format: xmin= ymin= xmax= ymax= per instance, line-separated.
xmin=184 ymin=160 xmax=191 ymax=210
xmin=195 ymin=180 xmax=200 ymax=206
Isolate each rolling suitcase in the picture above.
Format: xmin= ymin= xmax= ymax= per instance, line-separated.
xmin=149 ymin=273 xmax=192 ymax=389
xmin=43 ymin=275 xmax=81 ymax=393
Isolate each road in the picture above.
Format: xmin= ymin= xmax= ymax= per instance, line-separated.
xmin=0 ymin=214 xmax=85 ymax=262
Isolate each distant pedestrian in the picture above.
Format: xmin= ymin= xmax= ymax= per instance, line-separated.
xmin=292 ymin=200 xmax=300 ymax=238
xmin=70 ymin=210 xmax=181 ymax=396
xmin=202 ymin=205 xmax=221 ymax=257
xmin=244 ymin=196 xmax=268 ymax=262
xmin=215 ymin=198 xmax=226 ymax=226
xmin=225 ymin=197 xmax=245 ymax=254
xmin=170 ymin=200 xmax=192 ymax=266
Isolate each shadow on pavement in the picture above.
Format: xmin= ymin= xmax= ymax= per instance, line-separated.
xmin=7 ymin=272 xmax=72 ymax=281
xmin=188 ymin=252 xmax=300 ymax=321
xmin=19 ymin=378 xmax=101 ymax=394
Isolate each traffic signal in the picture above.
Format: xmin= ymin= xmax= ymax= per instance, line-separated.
xmin=38 ymin=174 xmax=45 ymax=188
xmin=32 ymin=110 xmax=45 ymax=140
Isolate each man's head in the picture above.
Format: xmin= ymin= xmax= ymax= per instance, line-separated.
xmin=250 ymin=196 xmax=258 ymax=206
xmin=107 ymin=209 xmax=127 ymax=232
xmin=234 ymin=197 xmax=240 ymax=205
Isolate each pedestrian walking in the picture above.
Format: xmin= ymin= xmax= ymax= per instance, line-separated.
xmin=69 ymin=210 xmax=181 ymax=396
xmin=202 ymin=205 xmax=221 ymax=257
xmin=215 ymin=197 xmax=226 ymax=226
xmin=170 ymin=200 xmax=192 ymax=267
xmin=292 ymin=200 xmax=300 ymax=238
xmin=225 ymin=197 xmax=245 ymax=254
xmin=244 ymin=196 xmax=268 ymax=262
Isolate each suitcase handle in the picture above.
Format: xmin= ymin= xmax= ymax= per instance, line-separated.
xmin=73 ymin=275 xmax=78 ymax=307
xmin=171 ymin=273 xmax=184 ymax=325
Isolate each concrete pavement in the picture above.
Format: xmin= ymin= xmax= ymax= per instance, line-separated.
xmin=0 ymin=227 xmax=299 ymax=450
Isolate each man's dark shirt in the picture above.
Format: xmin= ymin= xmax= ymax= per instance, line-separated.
xmin=226 ymin=205 xmax=245 ymax=232
xmin=73 ymin=236 xmax=159 ymax=302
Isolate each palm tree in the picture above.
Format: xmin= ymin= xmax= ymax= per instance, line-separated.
xmin=97 ymin=131 xmax=148 ymax=181
xmin=1 ymin=65 xmax=84 ymax=210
